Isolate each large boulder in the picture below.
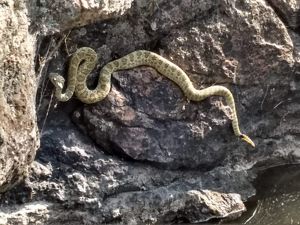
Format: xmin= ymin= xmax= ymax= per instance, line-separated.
xmin=0 ymin=0 xmax=39 ymax=192
xmin=0 ymin=0 xmax=299 ymax=224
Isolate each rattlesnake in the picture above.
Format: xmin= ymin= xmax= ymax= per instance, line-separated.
xmin=49 ymin=47 xmax=255 ymax=147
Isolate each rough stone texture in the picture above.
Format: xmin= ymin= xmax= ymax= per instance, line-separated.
xmin=71 ymin=0 xmax=298 ymax=170
xmin=0 ymin=113 xmax=252 ymax=224
xmin=0 ymin=202 xmax=50 ymax=225
xmin=100 ymin=189 xmax=245 ymax=224
xmin=73 ymin=68 xmax=232 ymax=169
xmin=1 ymin=0 xmax=300 ymax=224
xmin=0 ymin=0 xmax=39 ymax=192
xmin=28 ymin=0 xmax=134 ymax=35
xmin=267 ymin=0 xmax=300 ymax=30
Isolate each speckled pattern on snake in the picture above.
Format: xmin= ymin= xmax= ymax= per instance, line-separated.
xmin=49 ymin=47 xmax=255 ymax=147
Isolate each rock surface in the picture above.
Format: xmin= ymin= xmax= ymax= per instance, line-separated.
xmin=0 ymin=113 xmax=252 ymax=224
xmin=0 ymin=0 xmax=39 ymax=192
xmin=0 ymin=0 xmax=300 ymax=224
xmin=28 ymin=0 xmax=134 ymax=35
xmin=70 ymin=0 xmax=297 ymax=170
xmin=267 ymin=0 xmax=300 ymax=30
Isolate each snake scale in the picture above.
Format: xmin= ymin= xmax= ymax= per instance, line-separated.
xmin=49 ymin=47 xmax=255 ymax=147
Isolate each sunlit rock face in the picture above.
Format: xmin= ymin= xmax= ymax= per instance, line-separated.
xmin=1 ymin=0 xmax=300 ymax=224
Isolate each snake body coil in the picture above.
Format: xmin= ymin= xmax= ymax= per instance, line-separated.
xmin=49 ymin=47 xmax=255 ymax=147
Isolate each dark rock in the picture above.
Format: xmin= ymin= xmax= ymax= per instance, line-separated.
xmin=73 ymin=67 xmax=240 ymax=169
xmin=1 ymin=0 xmax=300 ymax=224
xmin=266 ymin=0 xmax=300 ymax=31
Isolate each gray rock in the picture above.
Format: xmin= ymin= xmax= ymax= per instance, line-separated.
xmin=1 ymin=0 xmax=300 ymax=224
xmin=0 ymin=0 xmax=39 ymax=192
xmin=0 ymin=112 xmax=254 ymax=224
xmin=72 ymin=68 xmax=237 ymax=169
xmin=28 ymin=0 xmax=134 ymax=35
xmin=267 ymin=0 xmax=300 ymax=30
xmin=100 ymin=189 xmax=245 ymax=224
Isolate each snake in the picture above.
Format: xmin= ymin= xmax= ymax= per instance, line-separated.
xmin=49 ymin=47 xmax=255 ymax=147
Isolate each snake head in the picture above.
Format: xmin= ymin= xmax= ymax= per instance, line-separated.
xmin=240 ymin=134 xmax=255 ymax=148
xmin=49 ymin=73 xmax=65 ymax=90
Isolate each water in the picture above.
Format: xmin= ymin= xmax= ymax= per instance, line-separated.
xmin=229 ymin=164 xmax=300 ymax=225
xmin=157 ymin=164 xmax=300 ymax=224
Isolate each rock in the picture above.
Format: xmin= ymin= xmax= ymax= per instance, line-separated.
xmin=0 ymin=114 xmax=254 ymax=223
xmin=28 ymin=0 xmax=134 ymax=35
xmin=0 ymin=202 xmax=51 ymax=225
xmin=267 ymin=0 xmax=300 ymax=30
xmin=1 ymin=0 xmax=300 ymax=224
xmin=73 ymin=68 xmax=234 ymax=169
xmin=71 ymin=0 xmax=297 ymax=170
xmin=100 ymin=189 xmax=245 ymax=224
xmin=0 ymin=0 xmax=39 ymax=192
